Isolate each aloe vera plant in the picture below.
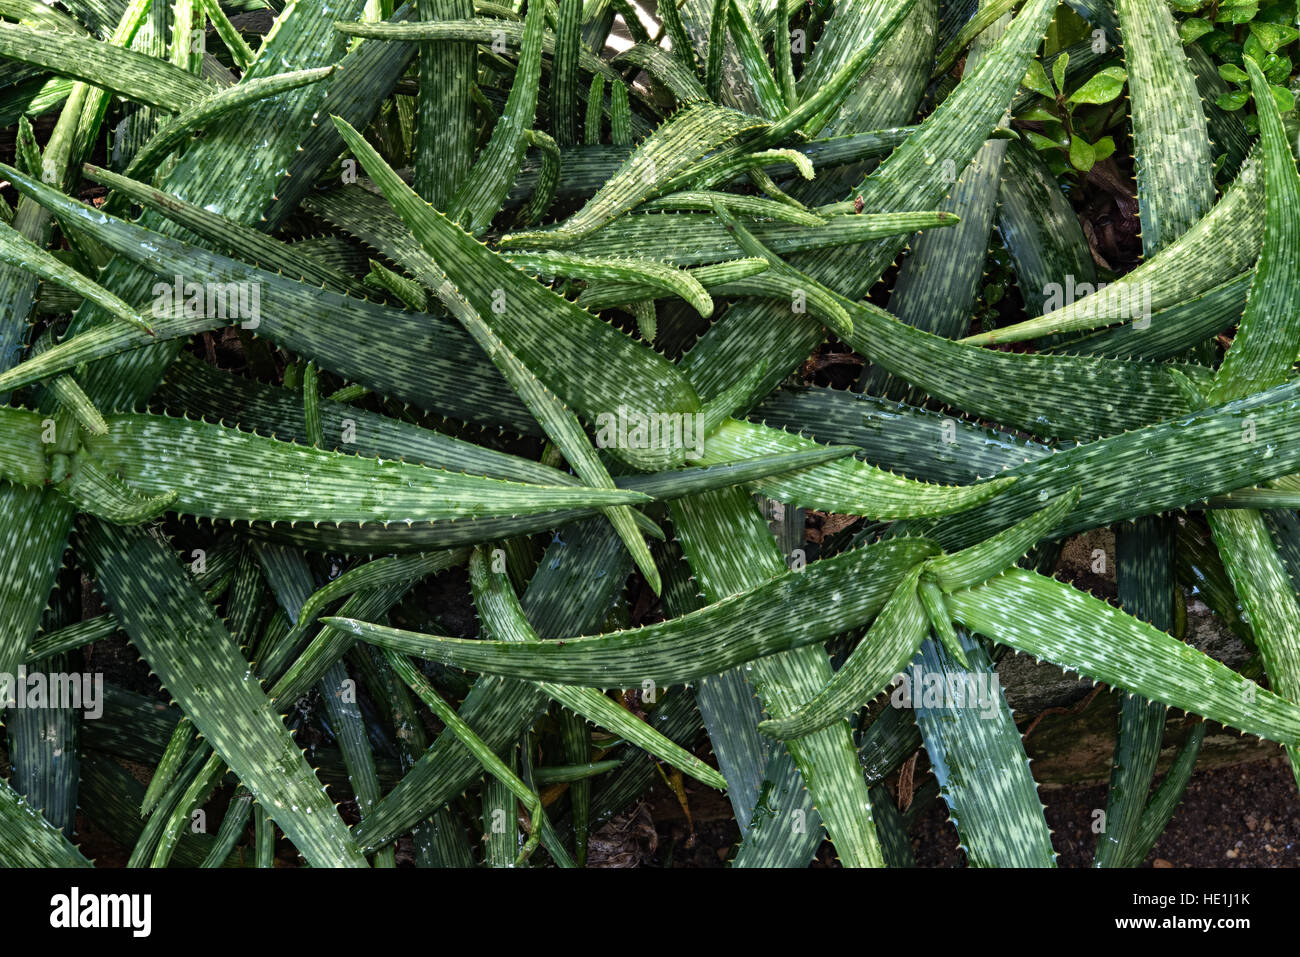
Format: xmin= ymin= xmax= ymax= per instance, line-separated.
xmin=1 ymin=0 xmax=1299 ymax=872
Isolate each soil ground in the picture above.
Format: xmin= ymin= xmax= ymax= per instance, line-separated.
xmin=626 ymin=755 xmax=1300 ymax=868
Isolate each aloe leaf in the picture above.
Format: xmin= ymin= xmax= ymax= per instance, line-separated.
xmin=328 ymin=536 xmax=936 ymax=688
xmin=0 ymin=162 xmax=535 ymax=432
xmin=383 ymin=649 xmax=570 ymax=867
xmin=1095 ymin=516 xmax=1174 ymax=868
xmin=69 ymin=412 xmax=651 ymax=522
xmin=468 ymin=546 xmax=725 ymax=788
xmin=1185 ymin=40 xmax=1249 ymax=180
xmin=963 ymin=152 xmax=1262 ymax=346
xmin=1046 ymin=273 xmax=1251 ymax=362
xmin=36 ymin=372 xmax=109 ymax=438
xmin=505 ymin=251 xmax=714 ymax=317
xmin=150 ymin=749 xmax=226 ymax=867
xmin=912 ymin=632 xmax=1057 ymax=867
xmin=434 ymin=305 xmax=659 ymax=573
xmin=1133 ymin=721 xmax=1207 ymax=862
xmin=575 ymin=257 xmax=769 ymax=312
xmin=918 ymin=578 xmax=968 ymax=666
xmin=1207 ymin=508 xmax=1300 ymax=783
xmin=533 ymin=759 xmax=621 ymax=785
xmin=330 ymin=116 xmax=704 ymax=468
xmin=860 ymin=5 xmax=1009 ymax=398
xmin=669 ymin=485 xmax=888 ymax=867
xmin=141 ymin=717 xmax=197 ymax=818
xmin=270 ymin=577 xmax=416 ymax=703
xmin=0 ymin=20 xmax=212 ymax=110
xmin=0 ymin=0 xmax=377 ymax=700
xmin=55 ymin=454 xmax=179 ymax=523
xmin=326 ymin=129 xmax=662 ymax=589
xmin=932 ymin=0 xmax=1017 ymax=78
xmin=320 ymin=660 xmax=396 ymax=866
xmin=1198 ymin=57 xmax=1300 ymax=789
xmin=502 ymin=102 xmax=769 ymax=248
xmin=200 ymin=787 xmax=253 ymax=868
xmin=834 ymin=277 xmax=1204 ymax=443
xmin=918 ymin=379 xmax=1300 ymax=550
xmin=680 ymin=0 xmax=1068 ymax=407
xmin=1209 ymin=59 xmax=1300 ymax=405
xmin=338 ymin=15 xmax=620 ymax=77
xmin=752 ymin=383 xmax=1052 ymax=486
xmin=552 ymin=0 xmax=582 ymax=145
xmin=922 ymin=488 xmax=1080 ymax=592
xmin=642 ymin=190 xmax=826 ymax=226
xmin=1102 ymin=9 xmax=1209 ymax=818
xmin=197 ymin=0 xmax=254 ymax=68
xmin=0 ymin=778 xmax=92 ymax=866
xmin=655 ymin=531 xmax=771 ymax=833
xmin=730 ymin=744 xmax=823 ymax=867
xmin=1114 ymin=0 xmax=1215 ymax=256
xmin=78 ymin=518 xmax=369 ymax=867
xmin=748 ymin=0 xmax=919 ymax=144
xmin=758 ymin=566 xmax=929 ymax=739
xmin=613 ymin=41 xmax=709 ymax=104
xmin=945 ymin=568 xmax=1300 ymax=748
xmin=27 ymin=613 xmax=120 ymax=661
xmin=562 ymin=210 xmax=958 ymax=267
xmin=448 ymin=0 xmax=544 ymax=233
xmin=7 ymin=580 xmax=79 ymax=839
xmin=157 ymin=351 xmax=852 ymax=502
xmin=695 ymin=418 xmax=1015 ymax=518
xmin=704 ymin=0 xmax=728 ymax=102
xmin=288 ymin=551 xmax=469 ymax=651
xmin=121 ymin=68 xmax=334 ymax=185
xmin=805 ymin=0 xmax=936 ymax=148
xmin=726 ymin=0 xmax=784 ymax=120
xmin=82 ymin=165 xmax=370 ymax=296
xmin=584 ymin=72 xmax=607 ymax=145
xmin=0 ymin=219 xmax=153 ymax=334
xmin=352 ymin=518 xmax=632 ymax=851
xmin=558 ymin=709 xmax=590 ymax=864
xmin=996 ymin=141 xmax=1096 ymax=318
xmin=415 ymin=0 xmax=474 ymax=208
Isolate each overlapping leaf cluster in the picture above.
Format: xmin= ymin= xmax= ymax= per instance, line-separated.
xmin=0 ymin=0 xmax=1297 ymax=868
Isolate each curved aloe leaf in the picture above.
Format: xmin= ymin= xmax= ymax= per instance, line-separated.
xmin=326 ymin=537 xmax=937 ymax=687
xmin=122 ymin=68 xmax=334 ymax=185
xmin=945 ymin=568 xmax=1300 ymax=748
xmin=912 ymin=632 xmax=1056 ymax=867
xmin=330 ymin=116 xmax=704 ymax=468
xmin=502 ymin=102 xmax=770 ymax=247
xmin=1114 ymin=0 xmax=1215 ymax=256
xmin=696 ymin=418 xmax=1015 ymax=518
xmin=468 ymin=546 xmax=726 ymax=789
xmin=79 ymin=518 xmax=369 ymax=867
xmin=71 ymin=412 xmax=652 ymax=523
xmin=0 ymin=20 xmax=212 ymax=111
xmin=0 ymin=779 xmax=92 ymax=866
xmin=922 ymin=488 xmax=1080 ymax=592
xmin=449 ymin=0 xmax=544 ymax=234
xmin=757 ymin=566 xmax=928 ymax=739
